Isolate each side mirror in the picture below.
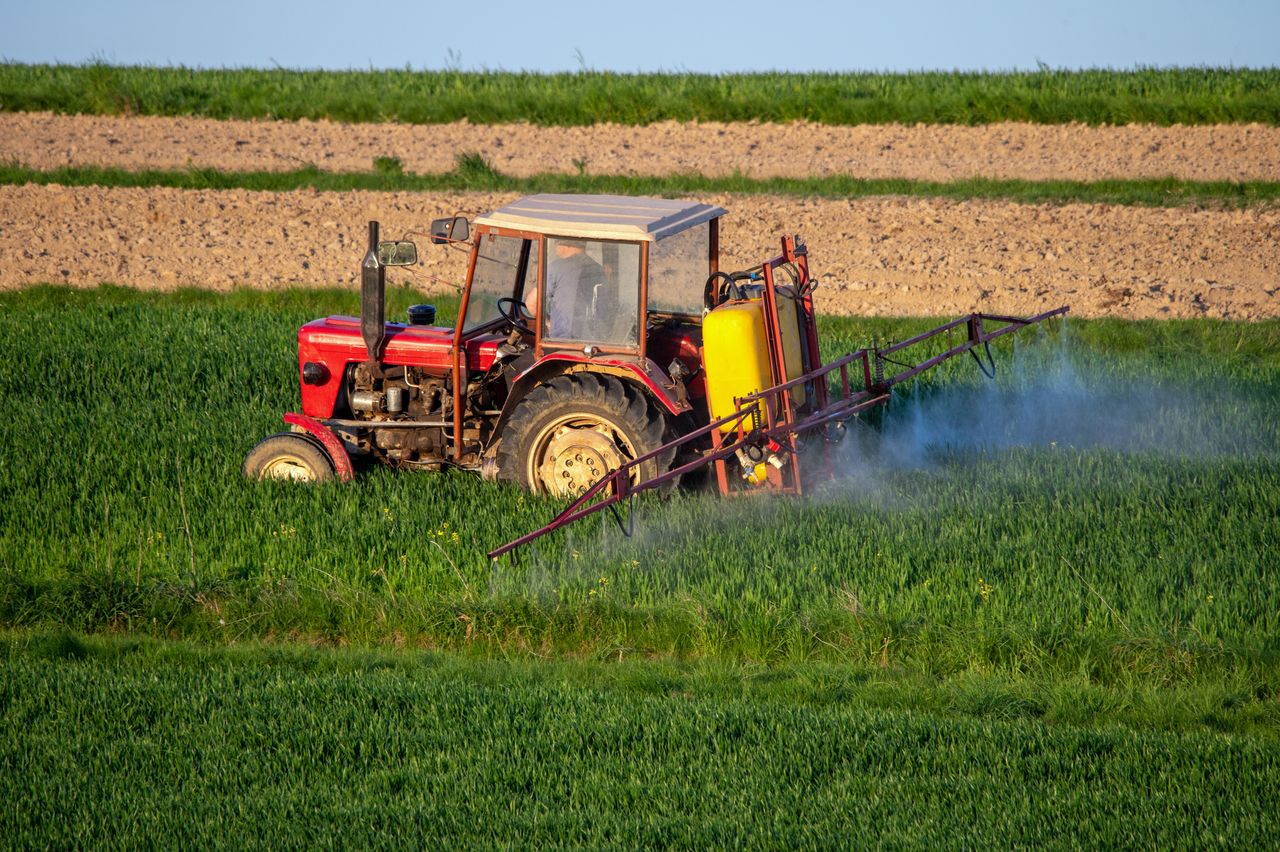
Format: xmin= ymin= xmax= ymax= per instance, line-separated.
xmin=376 ymin=240 xmax=419 ymax=266
xmin=430 ymin=216 xmax=470 ymax=245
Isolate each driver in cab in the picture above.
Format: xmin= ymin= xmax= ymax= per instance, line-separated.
xmin=540 ymin=239 xmax=606 ymax=339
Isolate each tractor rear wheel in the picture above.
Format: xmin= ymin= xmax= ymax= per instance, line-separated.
xmin=496 ymin=374 xmax=673 ymax=497
xmin=243 ymin=433 xmax=335 ymax=483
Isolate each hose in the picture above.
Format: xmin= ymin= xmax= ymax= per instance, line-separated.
xmin=703 ymin=271 xmax=744 ymax=311
xmin=969 ymin=340 xmax=997 ymax=378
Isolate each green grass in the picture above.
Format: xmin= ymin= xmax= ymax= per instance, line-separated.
xmin=2 ymin=62 xmax=1278 ymax=125
xmin=0 ymin=285 xmax=1276 ymax=723
xmin=7 ymin=160 xmax=1279 ymax=208
xmin=3 ymin=632 xmax=1279 ymax=847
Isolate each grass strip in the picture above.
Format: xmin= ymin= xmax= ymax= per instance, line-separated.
xmin=5 ymin=160 xmax=1279 ymax=208
xmin=2 ymin=631 xmax=1279 ymax=847
xmin=2 ymin=62 xmax=1279 ymax=125
xmin=5 ymin=629 xmax=1276 ymax=739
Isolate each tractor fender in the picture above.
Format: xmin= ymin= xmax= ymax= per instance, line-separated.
xmin=283 ymin=412 xmax=355 ymax=482
xmin=488 ymin=355 xmax=690 ymax=451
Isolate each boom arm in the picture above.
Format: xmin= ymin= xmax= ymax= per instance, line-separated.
xmin=488 ymin=306 xmax=1069 ymax=559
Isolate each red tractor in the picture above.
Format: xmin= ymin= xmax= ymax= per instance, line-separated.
xmin=244 ymin=193 xmax=1066 ymax=556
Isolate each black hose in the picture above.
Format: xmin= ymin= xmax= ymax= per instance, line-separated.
xmin=703 ymin=271 xmax=744 ymax=311
xmin=969 ymin=340 xmax=997 ymax=378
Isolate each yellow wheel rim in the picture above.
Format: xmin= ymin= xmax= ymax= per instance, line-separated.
xmin=260 ymin=455 xmax=318 ymax=482
xmin=528 ymin=416 xmax=637 ymax=497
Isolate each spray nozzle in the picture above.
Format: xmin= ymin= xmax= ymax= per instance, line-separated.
xmin=763 ymin=438 xmax=788 ymax=470
xmin=735 ymin=447 xmax=768 ymax=485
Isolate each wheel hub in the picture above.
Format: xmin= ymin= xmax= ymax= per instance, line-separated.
xmin=536 ymin=426 xmax=626 ymax=497
xmin=261 ymin=456 xmax=317 ymax=482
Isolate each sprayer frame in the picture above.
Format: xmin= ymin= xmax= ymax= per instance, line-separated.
xmin=489 ymin=305 xmax=1069 ymax=559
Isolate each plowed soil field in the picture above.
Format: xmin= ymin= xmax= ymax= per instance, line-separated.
xmin=4 ymin=112 xmax=1279 ymax=181
xmin=3 ymin=183 xmax=1277 ymax=319
xmin=2 ymin=114 xmax=1278 ymax=319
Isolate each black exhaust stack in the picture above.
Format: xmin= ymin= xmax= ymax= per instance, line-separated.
xmin=361 ymin=220 xmax=385 ymax=373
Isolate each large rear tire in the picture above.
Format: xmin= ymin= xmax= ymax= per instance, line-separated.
xmin=243 ymin=433 xmax=335 ymax=483
xmin=496 ymin=374 xmax=673 ymax=497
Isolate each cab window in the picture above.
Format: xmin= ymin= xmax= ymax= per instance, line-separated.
xmin=464 ymin=233 xmax=529 ymax=334
xmin=648 ymin=223 xmax=710 ymax=316
xmin=541 ymin=238 xmax=640 ymax=347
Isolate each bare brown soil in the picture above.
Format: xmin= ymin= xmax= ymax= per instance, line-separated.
xmin=4 ymin=112 xmax=1279 ymax=182
xmin=4 ymin=184 xmax=1276 ymax=320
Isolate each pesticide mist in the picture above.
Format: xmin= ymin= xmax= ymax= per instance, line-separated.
xmin=491 ymin=324 xmax=1279 ymax=600
xmin=840 ymin=328 xmax=1278 ymax=475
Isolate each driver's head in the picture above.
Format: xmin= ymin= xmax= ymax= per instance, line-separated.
xmin=555 ymin=239 xmax=586 ymax=258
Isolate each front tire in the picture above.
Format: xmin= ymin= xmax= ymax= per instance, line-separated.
xmin=496 ymin=374 xmax=673 ymax=496
xmin=243 ymin=433 xmax=335 ymax=483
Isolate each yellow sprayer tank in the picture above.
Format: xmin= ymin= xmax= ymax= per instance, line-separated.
xmin=703 ymin=291 xmax=805 ymax=432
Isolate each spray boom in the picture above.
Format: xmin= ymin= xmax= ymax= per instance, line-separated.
xmin=490 ymin=306 xmax=1068 ymax=560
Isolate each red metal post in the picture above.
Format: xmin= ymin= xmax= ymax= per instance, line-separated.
xmin=638 ymin=240 xmax=650 ymax=362
xmin=452 ymin=238 xmax=481 ymax=461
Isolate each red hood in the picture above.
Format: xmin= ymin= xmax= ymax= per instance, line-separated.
xmin=296 ymin=316 xmax=504 ymax=418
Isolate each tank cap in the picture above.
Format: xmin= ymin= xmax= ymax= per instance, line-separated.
xmin=407 ymin=304 xmax=437 ymax=325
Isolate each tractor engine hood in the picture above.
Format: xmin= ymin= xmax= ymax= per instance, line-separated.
xmin=296 ymin=315 xmax=503 ymax=418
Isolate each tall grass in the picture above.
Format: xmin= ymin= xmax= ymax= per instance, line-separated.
xmin=2 ymin=62 xmax=1277 ymax=125
xmin=3 ymin=634 xmax=1279 ymax=847
xmin=0 ymin=286 xmax=1276 ymax=696
xmin=6 ymin=161 xmax=1278 ymax=208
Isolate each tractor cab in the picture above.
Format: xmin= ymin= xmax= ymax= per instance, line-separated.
xmin=460 ymin=194 xmax=725 ymax=363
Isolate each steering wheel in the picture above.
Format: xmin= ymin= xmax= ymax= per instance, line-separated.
xmin=496 ymin=297 xmax=534 ymax=335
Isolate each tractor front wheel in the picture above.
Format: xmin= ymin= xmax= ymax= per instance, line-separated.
xmin=243 ymin=433 xmax=335 ymax=483
xmin=496 ymin=374 xmax=672 ymax=497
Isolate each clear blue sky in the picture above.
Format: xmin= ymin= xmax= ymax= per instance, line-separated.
xmin=3 ymin=0 xmax=1276 ymax=72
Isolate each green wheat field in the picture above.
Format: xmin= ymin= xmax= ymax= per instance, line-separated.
xmin=3 ymin=63 xmax=1277 ymax=125
xmin=2 ymin=285 xmax=1278 ymax=844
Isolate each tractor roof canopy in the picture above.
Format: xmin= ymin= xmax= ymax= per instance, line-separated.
xmin=473 ymin=194 xmax=726 ymax=242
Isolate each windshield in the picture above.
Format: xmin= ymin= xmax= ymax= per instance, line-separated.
xmin=464 ymin=233 xmax=527 ymax=334
xmin=648 ymin=222 xmax=711 ymax=316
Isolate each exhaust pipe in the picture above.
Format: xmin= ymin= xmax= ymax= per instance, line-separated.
xmin=361 ymin=220 xmax=386 ymax=372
